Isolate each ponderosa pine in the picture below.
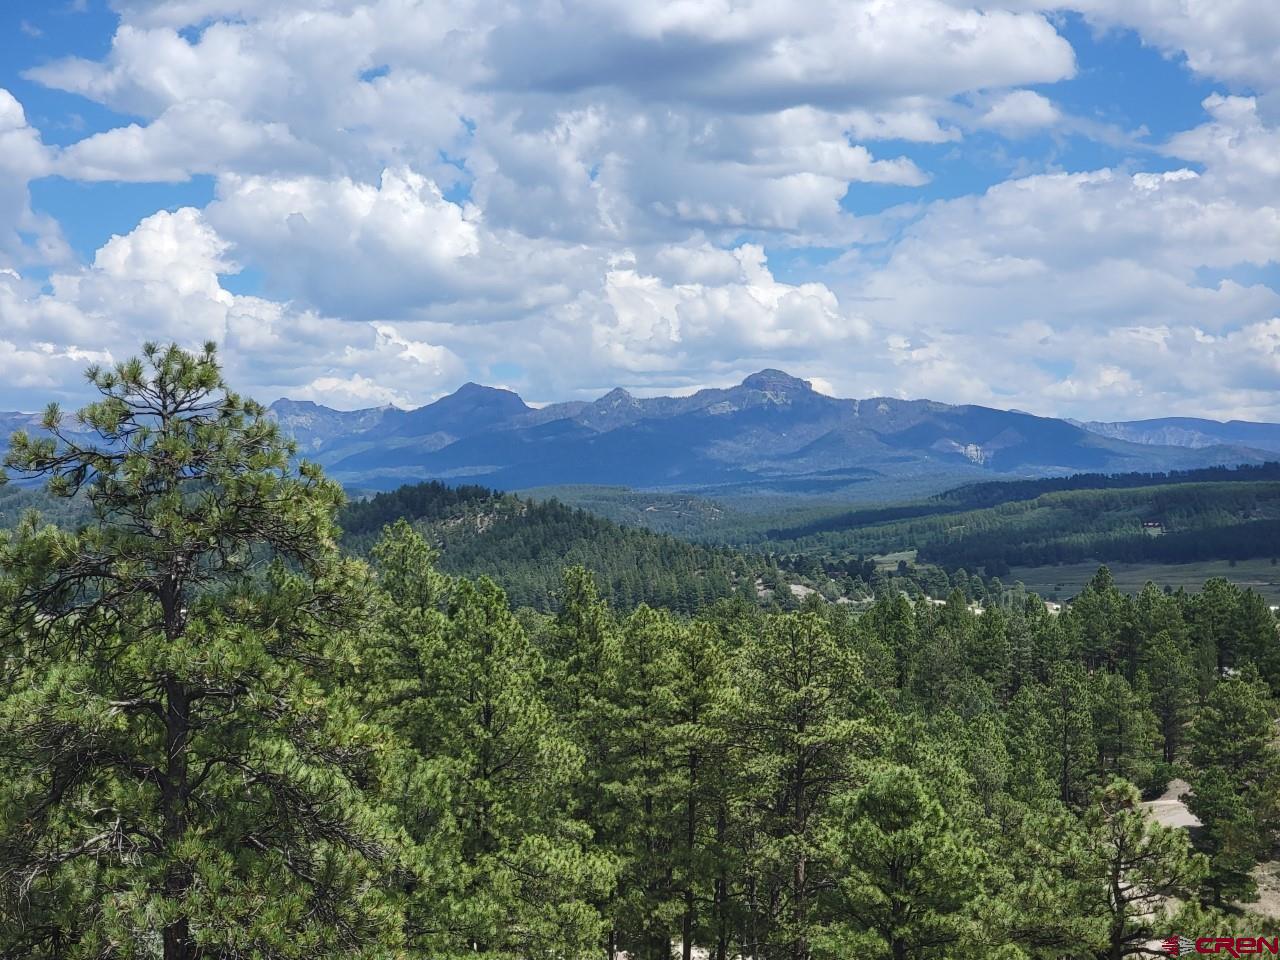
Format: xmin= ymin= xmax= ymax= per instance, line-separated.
xmin=0 ymin=344 xmax=399 ymax=959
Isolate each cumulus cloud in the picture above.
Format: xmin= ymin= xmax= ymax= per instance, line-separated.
xmin=585 ymin=244 xmax=868 ymax=372
xmin=0 ymin=189 xmax=867 ymax=413
xmin=484 ymin=0 xmax=1076 ymax=109
xmin=205 ymin=167 xmax=594 ymax=321
xmin=977 ymin=90 xmax=1061 ymax=135
xmin=0 ymin=89 xmax=66 ymax=269
xmin=1061 ymin=0 xmax=1280 ymax=94
xmin=4 ymin=0 xmax=1278 ymax=419
xmin=25 ymin=0 xmax=1059 ymax=233
xmin=57 ymin=100 xmax=316 ymax=182
xmin=1166 ymin=94 xmax=1280 ymax=198
xmin=827 ymin=165 xmax=1280 ymax=419
xmin=0 ymin=208 xmax=466 ymax=410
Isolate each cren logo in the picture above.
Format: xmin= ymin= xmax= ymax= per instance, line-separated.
xmin=1161 ymin=937 xmax=1280 ymax=957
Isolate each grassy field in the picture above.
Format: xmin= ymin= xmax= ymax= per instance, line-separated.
xmin=873 ymin=549 xmax=918 ymax=571
xmin=1010 ymin=558 xmax=1280 ymax=604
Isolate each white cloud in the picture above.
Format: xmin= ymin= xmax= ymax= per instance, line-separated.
xmin=27 ymin=23 xmax=292 ymax=118
xmin=485 ymin=0 xmax=1076 ymax=109
xmin=586 ymin=243 xmax=867 ymax=372
xmin=1165 ymin=94 xmax=1280 ymax=198
xmin=977 ymin=90 xmax=1060 ymax=135
xmin=0 ymin=208 xmax=466 ymax=410
xmin=0 ymin=89 xmax=66 ymax=269
xmin=1062 ymin=0 xmax=1280 ymax=93
xmin=0 ymin=186 xmax=867 ymax=413
xmin=4 ymin=1 xmax=1279 ymax=420
xmin=822 ymin=163 xmax=1280 ymax=419
xmin=57 ymin=99 xmax=315 ymax=182
xmin=292 ymin=373 xmax=406 ymax=408
xmin=26 ymin=0 xmax=1062 ymax=238
xmin=205 ymin=168 xmax=587 ymax=321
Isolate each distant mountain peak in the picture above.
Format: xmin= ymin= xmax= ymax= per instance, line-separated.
xmin=454 ymin=381 xmax=513 ymax=397
xmin=435 ymin=381 xmax=528 ymax=409
xmin=269 ymin=398 xmax=393 ymax=414
xmin=270 ymin=398 xmax=328 ymax=414
xmin=740 ymin=369 xmax=812 ymax=394
xmin=598 ymin=387 xmax=637 ymax=404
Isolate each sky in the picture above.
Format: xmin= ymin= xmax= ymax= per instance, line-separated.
xmin=0 ymin=0 xmax=1277 ymax=420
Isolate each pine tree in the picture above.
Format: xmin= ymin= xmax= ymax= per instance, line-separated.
xmin=965 ymin=605 xmax=1012 ymax=695
xmin=1185 ymin=673 xmax=1280 ymax=907
xmin=1046 ymin=780 xmax=1206 ymax=960
xmin=668 ymin=620 xmax=735 ymax=960
xmin=1186 ymin=768 xmax=1264 ymax=907
xmin=1190 ymin=578 xmax=1241 ymax=681
xmin=366 ymin=523 xmax=614 ymax=957
xmin=604 ymin=605 xmax=685 ymax=959
xmin=866 ymin=593 xmax=919 ymax=694
xmin=1233 ymin=590 xmax=1280 ymax=694
xmin=730 ymin=611 xmax=876 ymax=960
xmin=1044 ymin=662 xmax=1097 ymax=808
xmin=0 ymin=344 xmax=399 ymax=959
xmin=1188 ymin=673 xmax=1279 ymax=789
xmin=1140 ymin=629 xmax=1196 ymax=765
xmin=1003 ymin=684 xmax=1057 ymax=804
xmin=1069 ymin=566 xmax=1127 ymax=671
xmin=816 ymin=764 xmax=984 ymax=959
xmin=1088 ymin=670 xmax=1158 ymax=790
xmin=543 ymin=567 xmax=627 ymax=956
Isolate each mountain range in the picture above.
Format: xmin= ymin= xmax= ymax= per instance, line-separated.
xmin=262 ymin=370 xmax=1280 ymax=495
xmin=1072 ymin=416 xmax=1280 ymax=452
xmin=3 ymin=372 xmax=1274 ymax=497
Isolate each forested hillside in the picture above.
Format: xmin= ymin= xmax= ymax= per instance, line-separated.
xmin=757 ymin=479 xmax=1280 ymax=575
xmin=0 ymin=481 xmax=84 ymax=530
xmin=339 ymin=482 xmax=1020 ymax=611
xmin=2 ymin=347 xmax=1278 ymax=959
xmin=762 ymin=461 xmax=1280 ymax=540
xmin=341 ymin=481 xmax=770 ymax=611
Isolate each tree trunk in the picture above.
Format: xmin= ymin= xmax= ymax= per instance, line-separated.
xmin=792 ymin=752 xmax=809 ymax=960
xmin=713 ymin=807 xmax=729 ymax=960
xmin=683 ymin=748 xmax=698 ymax=960
xmin=162 ymin=676 xmax=191 ymax=960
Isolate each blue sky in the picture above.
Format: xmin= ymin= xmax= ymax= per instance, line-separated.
xmin=0 ymin=0 xmax=1277 ymax=420
xmin=4 ymin=3 xmax=213 ymax=265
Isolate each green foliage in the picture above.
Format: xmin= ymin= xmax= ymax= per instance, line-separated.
xmin=816 ymin=765 xmax=985 ymax=959
xmin=2 ymin=347 xmax=1275 ymax=959
xmin=1045 ymin=780 xmax=1207 ymax=959
xmin=1089 ymin=670 xmax=1159 ymax=792
xmin=729 ymin=612 xmax=877 ymax=959
xmin=341 ymin=481 xmax=770 ymax=612
xmin=750 ymin=479 xmax=1280 ymax=574
xmin=360 ymin=523 xmax=615 ymax=958
xmin=1186 ymin=673 xmax=1280 ymax=907
xmin=0 ymin=344 xmax=397 ymax=959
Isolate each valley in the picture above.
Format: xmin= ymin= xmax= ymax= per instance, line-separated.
xmin=1010 ymin=558 xmax=1280 ymax=606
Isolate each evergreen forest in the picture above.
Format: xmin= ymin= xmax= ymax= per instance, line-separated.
xmin=1 ymin=345 xmax=1278 ymax=959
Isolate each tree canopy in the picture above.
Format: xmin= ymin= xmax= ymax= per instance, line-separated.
xmin=1 ymin=344 xmax=1277 ymax=958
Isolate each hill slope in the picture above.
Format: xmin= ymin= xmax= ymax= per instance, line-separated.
xmin=339 ymin=481 xmax=770 ymax=611
xmin=753 ymin=474 xmax=1280 ymax=575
